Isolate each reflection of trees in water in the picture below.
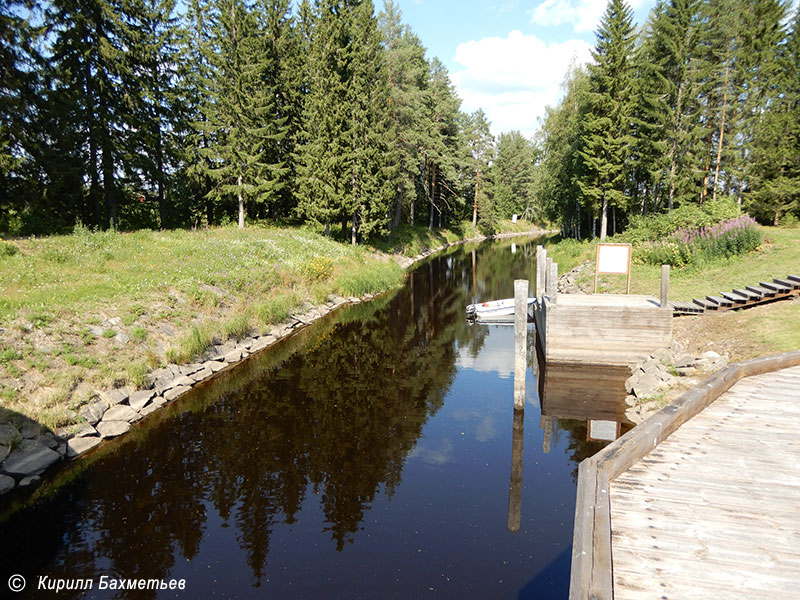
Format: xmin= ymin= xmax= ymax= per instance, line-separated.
xmin=4 ymin=252 xmax=492 ymax=594
xmin=552 ymin=418 xmax=608 ymax=482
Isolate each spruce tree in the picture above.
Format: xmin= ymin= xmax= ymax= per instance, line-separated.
xmin=492 ymin=131 xmax=538 ymax=220
xmin=578 ymin=0 xmax=636 ymax=239
xmin=635 ymin=0 xmax=703 ymax=212
xmin=47 ymin=0 xmax=137 ymax=229
xmin=379 ymin=0 xmax=427 ymax=231
xmin=198 ymin=0 xmax=287 ymax=228
xmin=745 ymin=6 xmax=800 ymax=224
xmin=420 ymin=57 xmax=462 ymax=229
xmin=127 ymin=0 xmax=185 ymax=228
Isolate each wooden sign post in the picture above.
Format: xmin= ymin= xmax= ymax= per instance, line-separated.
xmin=594 ymin=243 xmax=633 ymax=294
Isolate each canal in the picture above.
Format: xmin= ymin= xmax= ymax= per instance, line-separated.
xmin=1 ymin=237 xmax=611 ymax=599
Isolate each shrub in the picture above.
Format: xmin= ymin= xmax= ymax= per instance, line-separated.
xmin=635 ymin=215 xmax=761 ymax=267
xmin=0 ymin=241 xmax=19 ymax=258
xmin=300 ymin=256 xmax=334 ymax=283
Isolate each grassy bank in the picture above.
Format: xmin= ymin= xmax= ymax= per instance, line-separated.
xmin=0 ymin=225 xmax=404 ymax=428
xmin=372 ymin=218 xmax=547 ymax=256
xmin=543 ymin=226 xmax=800 ymax=357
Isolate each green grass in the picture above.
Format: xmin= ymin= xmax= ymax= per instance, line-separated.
xmin=0 ymin=225 xmax=403 ymax=324
xmin=0 ymin=224 xmax=409 ymax=429
xmin=546 ymin=227 xmax=800 ymax=302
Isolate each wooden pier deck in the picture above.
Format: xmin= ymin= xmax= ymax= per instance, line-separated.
xmin=611 ymin=364 xmax=800 ymax=599
xmin=569 ymin=350 xmax=800 ymax=600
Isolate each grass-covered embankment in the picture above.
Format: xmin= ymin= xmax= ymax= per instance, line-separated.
xmin=372 ymin=218 xmax=549 ymax=257
xmin=0 ymin=225 xmax=405 ymax=429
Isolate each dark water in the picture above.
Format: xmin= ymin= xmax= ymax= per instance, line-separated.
xmin=1 ymin=237 xmax=613 ymax=599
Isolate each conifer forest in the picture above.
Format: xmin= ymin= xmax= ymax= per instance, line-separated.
xmin=1 ymin=0 xmax=798 ymax=241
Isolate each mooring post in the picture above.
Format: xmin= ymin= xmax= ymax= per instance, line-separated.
xmin=661 ymin=264 xmax=670 ymax=309
xmin=514 ymin=279 xmax=528 ymax=411
xmin=548 ymin=261 xmax=558 ymax=302
xmin=536 ymin=246 xmax=544 ymax=300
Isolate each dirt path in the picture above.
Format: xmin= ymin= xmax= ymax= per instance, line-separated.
xmin=672 ymin=296 xmax=800 ymax=362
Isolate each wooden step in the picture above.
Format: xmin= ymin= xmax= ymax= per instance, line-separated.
xmin=706 ymin=295 xmax=732 ymax=308
xmin=760 ymin=281 xmax=791 ymax=293
xmin=693 ymin=298 xmax=717 ymax=311
xmin=774 ymin=277 xmax=800 ymax=289
xmin=671 ymin=301 xmax=702 ymax=314
xmin=746 ymin=285 xmax=776 ymax=297
xmin=787 ymin=274 xmax=800 ymax=285
xmin=720 ymin=291 xmax=748 ymax=304
xmin=732 ymin=288 xmax=760 ymax=301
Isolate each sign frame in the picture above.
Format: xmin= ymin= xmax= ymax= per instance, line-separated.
xmin=594 ymin=243 xmax=632 ymax=294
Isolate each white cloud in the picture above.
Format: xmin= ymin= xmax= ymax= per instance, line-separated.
xmin=450 ymin=30 xmax=592 ymax=136
xmin=529 ymin=0 xmax=649 ymax=34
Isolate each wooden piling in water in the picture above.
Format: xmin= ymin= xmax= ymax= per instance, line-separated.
xmin=514 ymin=279 xmax=528 ymax=411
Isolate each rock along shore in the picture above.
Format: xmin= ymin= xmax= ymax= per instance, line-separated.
xmin=0 ymin=293 xmax=373 ymax=497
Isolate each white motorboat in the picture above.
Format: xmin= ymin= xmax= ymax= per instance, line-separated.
xmin=466 ymin=297 xmax=534 ymax=320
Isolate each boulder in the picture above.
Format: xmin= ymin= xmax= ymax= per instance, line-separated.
xmin=2 ymin=440 xmax=61 ymax=476
xmin=632 ymin=373 xmax=664 ymax=399
xmin=179 ymin=363 xmax=203 ymax=376
xmin=190 ymin=368 xmax=213 ymax=383
xmin=96 ymin=420 xmax=130 ymax=439
xmin=171 ymin=375 xmax=196 ymax=387
xmin=19 ymin=475 xmax=41 ymax=487
xmin=20 ymin=421 xmax=41 ymax=439
xmin=0 ymin=444 xmax=8 ymax=462
xmin=0 ymin=423 xmax=20 ymax=446
xmin=205 ymin=360 xmax=225 ymax=373
xmin=39 ymin=432 xmax=59 ymax=450
xmin=103 ymin=404 xmax=141 ymax=423
xmin=224 ymin=349 xmax=242 ymax=363
xmin=0 ymin=474 xmax=15 ymax=495
xmin=66 ymin=436 xmax=102 ymax=458
xmin=74 ymin=424 xmax=99 ymax=438
xmin=163 ymin=385 xmax=191 ymax=401
xmin=139 ymin=395 xmax=167 ymax=417
xmin=79 ymin=399 xmax=110 ymax=426
xmin=129 ymin=390 xmax=155 ymax=411
xmin=99 ymin=387 xmax=131 ymax=406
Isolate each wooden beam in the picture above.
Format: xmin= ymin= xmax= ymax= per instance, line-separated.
xmin=745 ymin=285 xmax=775 ymax=297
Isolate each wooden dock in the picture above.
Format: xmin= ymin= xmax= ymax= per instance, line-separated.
xmin=533 ymin=247 xmax=672 ymax=365
xmin=569 ymin=350 xmax=800 ymax=599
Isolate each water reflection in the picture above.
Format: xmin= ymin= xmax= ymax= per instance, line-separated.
xmin=1 ymin=237 xmax=606 ymax=598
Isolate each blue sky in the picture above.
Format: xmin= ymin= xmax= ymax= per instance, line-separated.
xmin=388 ymin=0 xmax=659 ymax=137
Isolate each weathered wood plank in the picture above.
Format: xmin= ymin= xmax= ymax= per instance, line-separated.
xmin=706 ymin=294 xmax=732 ymax=307
xmin=774 ymin=277 xmax=800 ymax=289
xmin=693 ymin=297 xmax=717 ymax=310
xmin=720 ymin=290 xmax=749 ymax=304
xmin=746 ymin=284 xmax=776 ymax=297
xmin=760 ymin=280 xmax=791 ymax=292
xmin=787 ymin=274 xmax=800 ymax=285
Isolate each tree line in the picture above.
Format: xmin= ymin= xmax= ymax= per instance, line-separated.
xmin=0 ymin=0 xmax=539 ymax=240
xmin=538 ymin=0 xmax=800 ymax=239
